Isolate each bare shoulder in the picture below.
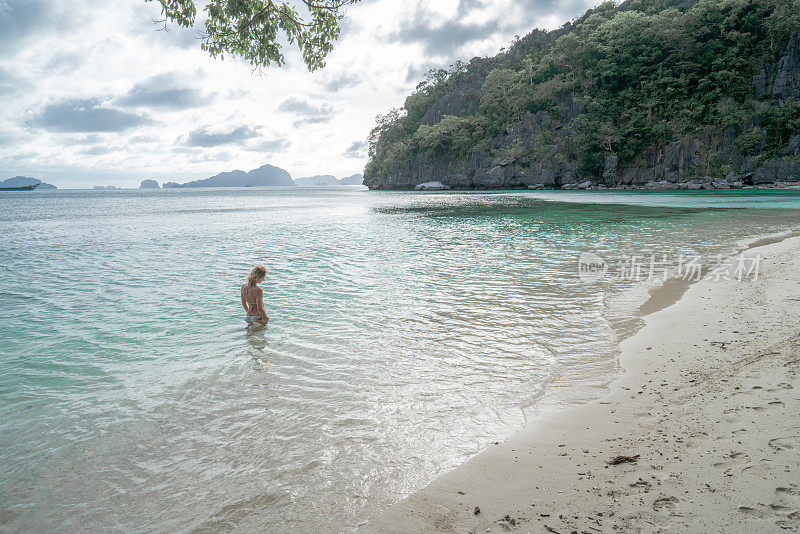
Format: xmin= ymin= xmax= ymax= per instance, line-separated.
xmin=253 ymin=285 xmax=263 ymax=295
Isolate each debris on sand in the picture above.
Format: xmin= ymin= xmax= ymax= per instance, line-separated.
xmin=607 ymin=454 xmax=640 ymax=465
xmin=474 ymin=506 xmax=481 ymax=515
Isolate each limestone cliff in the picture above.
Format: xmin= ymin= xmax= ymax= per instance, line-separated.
xmin=365 ymin=0 xmax=800 ymax=190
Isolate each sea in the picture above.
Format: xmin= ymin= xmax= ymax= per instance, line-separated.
xmin=2 ymin=186 xmax=800 ymax=532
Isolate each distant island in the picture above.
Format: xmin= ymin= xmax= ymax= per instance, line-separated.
xmin=142 ymin=168 xmax=363 ymax=189
xmin=294 ymin=174 xmax=339 ymax=186
xmin=338 ymin=174 xmax=364 ymax=185
xmin=93 ymin=185 xmax=121 ymax=190
xmin=293 ymin=173 xmax=363 ymax=186
xmin=1 ymin=176 xmax=57 ymax=190
xmin=161 ymin=163 xmax=294 ymax=188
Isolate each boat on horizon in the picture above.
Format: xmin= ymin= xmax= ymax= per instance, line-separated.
xmin=0 ymin=183 xmax=40 ymax=191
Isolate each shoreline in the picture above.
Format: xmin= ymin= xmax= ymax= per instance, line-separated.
xmin=360 ymin=235 xmax=800 ymax=533
xmin=18 ymin=184 xmax=800 ymax=191
xmin=366 ymin=184 xmax=800 ymax=191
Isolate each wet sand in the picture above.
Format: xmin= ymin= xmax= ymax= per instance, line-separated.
xmin=360 ymin=235 xmax=800 ymax=533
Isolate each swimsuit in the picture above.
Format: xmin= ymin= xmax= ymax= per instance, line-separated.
xmin=243 ymin=283 xmax=266 ymax=325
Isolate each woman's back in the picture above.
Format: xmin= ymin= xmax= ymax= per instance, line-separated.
xmin=242 ymin=265 xmax=268 ymax=325
xmin=241 ymin=283 xmax=261 ymax=313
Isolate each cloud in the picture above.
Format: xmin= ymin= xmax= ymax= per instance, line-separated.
xmin=245 ymin=137 xmax=291 ymax=153
xmin=0 ymin=66 xmax=22 ymax=95
xmin=293 ymin=116 xmax=335 ymax=126
xmin=60 ymin=134 xmax=103 ymax=146
xmin=43 ymin=51 xmax=84 ymax=73
xmin=117 ymin=73 xmax=206 ymax=110
xmin=129 ymin=135 xmax=159 ymax=144
xmin=503 ymin=0 xmax=593 ymax=33
xmin=0 ymin=0 xmax=58 ymax=53
xmin=131 ymin=1 xmax=204 ymax=50
xmin=386 ymin=0 xmax=589 ymax=59
xmin=278 ymin=96 xmax=334 ymax=115
xmin=405 ymin=63 xmax=437 ymax=84
xmin=324 ymin=72 xmax=361 ymax=92
xmin=181 ymin=125 xmax=260 ymax=147
xmin=389 ymin=7 xmax=500 ymax=57
xmin=456 ymin=0 xmax=487 ymax=16
xmin=277 ymin=96 xmax=337 ymax=126
xmin=343 ymin=140 xmax=367 ymax=158
xmin=28 ymin=98 xmax=150 ymax=133
xmin=79 ymin=145 xmax=117 ymax=156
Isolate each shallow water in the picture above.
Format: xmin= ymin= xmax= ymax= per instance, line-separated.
xmin=2 ymin=187 xmax=800 ymax=532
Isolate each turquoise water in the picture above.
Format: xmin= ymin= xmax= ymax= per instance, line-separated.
xmin=2 ymin=187 xmax=800 ymax=532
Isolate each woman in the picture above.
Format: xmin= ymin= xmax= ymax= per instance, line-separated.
xmin=241 ymin=265 xmax=269 ymax=326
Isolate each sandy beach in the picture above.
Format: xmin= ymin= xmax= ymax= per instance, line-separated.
xmin=361 ymin=235 xmax=800 ymax=533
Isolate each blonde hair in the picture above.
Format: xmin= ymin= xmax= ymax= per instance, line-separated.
xmin=247 ymin=265 xmax=267 ymax=285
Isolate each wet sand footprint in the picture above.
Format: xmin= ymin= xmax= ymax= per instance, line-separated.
xmin=730 ymin=451 xmax=750 ymax=461
xmin=714 ymin=451 xmax=752 ymax=472
xmin=738 ymin=505 xmax=765 ymax=518
xmin=769 ymin=436 xmax=800 ymax=452
xmin=777 ymin=486 xmax=800 ymax=497
xmin=772 ymin=503 xmax=800 ymax=531
xmin=653 ymin=496 xmax=679 ymax=511
xmin=749 ymin=405 xmax=775 ymax=412
xmin=766 ymin=382 xmax=794 ymax=392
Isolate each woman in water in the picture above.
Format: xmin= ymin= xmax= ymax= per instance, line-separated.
xmin=241 ymin=265 xmax=269 ymax=327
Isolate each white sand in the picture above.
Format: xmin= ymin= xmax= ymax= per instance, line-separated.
xmin=361 ymin=236 xmax=800 ymax=533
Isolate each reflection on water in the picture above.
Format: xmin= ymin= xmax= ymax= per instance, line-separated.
xmin=246 ymin=326 xmax=270 ymax=354
xmin=1 ymin=187 xmax=800 ymax=532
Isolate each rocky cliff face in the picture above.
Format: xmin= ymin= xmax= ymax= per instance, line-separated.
xmin=365 ymin=12 xmax=800 ymax=191
xmin=774 ymin=31 xmax=800 ymax=101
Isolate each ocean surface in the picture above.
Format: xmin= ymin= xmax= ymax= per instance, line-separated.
xmin=2 ymin=187 xmax=800 ymax=532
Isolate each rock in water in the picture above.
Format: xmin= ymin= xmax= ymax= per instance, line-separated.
xmin=415 ymin=181 xmax=449 ymax=190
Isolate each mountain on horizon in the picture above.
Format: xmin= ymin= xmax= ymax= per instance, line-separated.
xmin=163 ymin=163 xmax=294 ymax=188
xmin=1 ymin=176 xmax=57 ymax=190
xmin=338 ymin=174 xmax=364 ymax=185
xmin=293 ymin=173 xmax=364 ymax=186
xmin=294 ymin=175 xmax=339 ymax=186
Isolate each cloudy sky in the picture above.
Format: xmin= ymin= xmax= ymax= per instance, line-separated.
xmin=0 ymin=0 xmax=596 ymax=188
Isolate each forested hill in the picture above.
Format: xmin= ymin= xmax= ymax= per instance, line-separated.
xmin=364 ymin=0 xmax=800 ymax=190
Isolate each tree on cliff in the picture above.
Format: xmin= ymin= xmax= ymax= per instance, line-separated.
xmin=146 ymin=0 xmax=359 ymax=70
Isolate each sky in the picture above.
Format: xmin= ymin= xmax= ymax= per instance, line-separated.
xmin=0 ymin=0 xmax=597 ymax=188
